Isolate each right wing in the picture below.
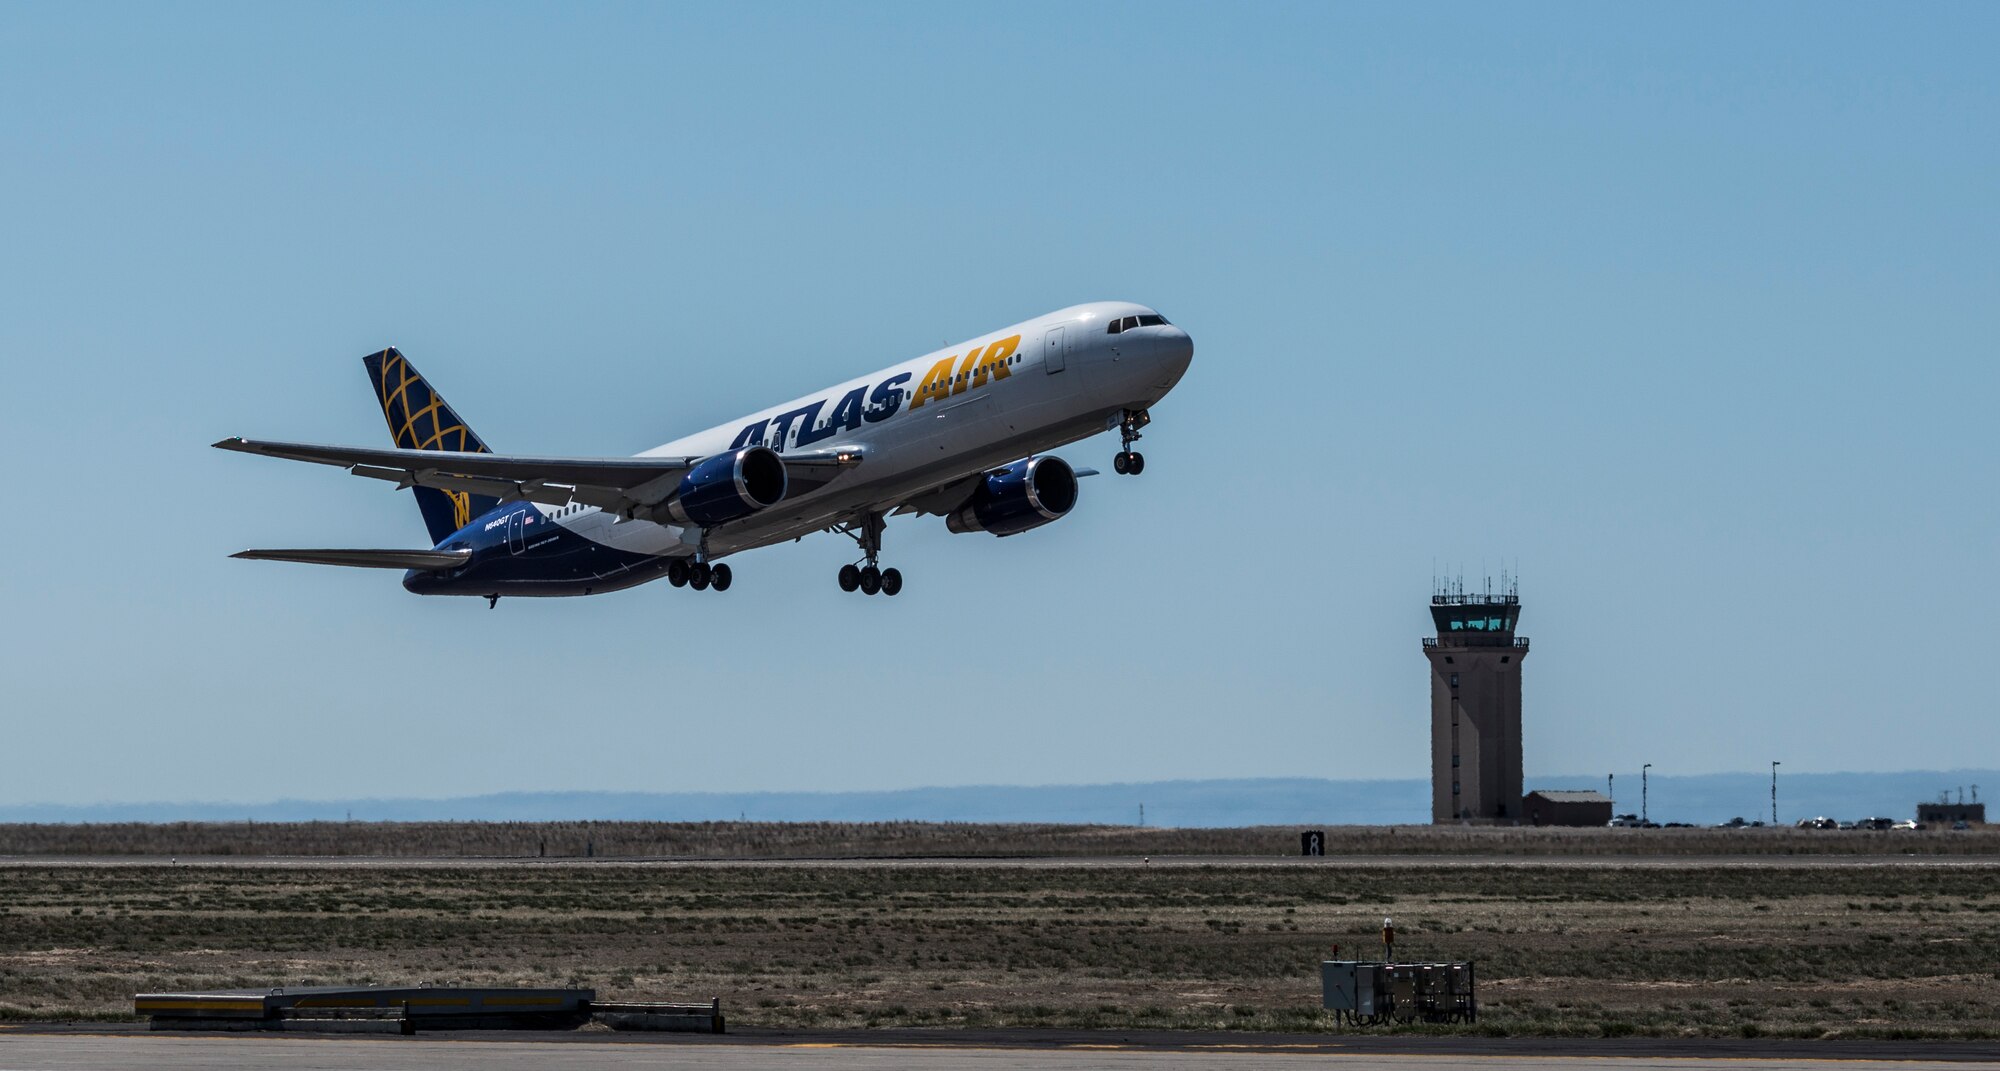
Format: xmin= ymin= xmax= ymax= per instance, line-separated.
xmin=231 ymin=548 xmax=474 ymax=571
xmin=213 ymin=437 xmax=865 ymax=518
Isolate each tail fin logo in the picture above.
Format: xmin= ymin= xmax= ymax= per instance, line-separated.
xmin=361 ymin=347 xmax=497 ymax=545
xmin=373 ymin=351 xmax=488 ymax=453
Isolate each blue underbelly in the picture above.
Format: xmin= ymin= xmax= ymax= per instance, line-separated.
xmin=404 ymin=522 xmax=671 ymax=597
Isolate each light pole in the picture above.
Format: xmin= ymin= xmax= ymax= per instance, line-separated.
xmin=1608 ymin=772 xmax=1614 ymax=812
xmin=1642 ymin=764 xmax=1652 ymax=826
xmin=1771 ymin=761 xmax=1781 ymax=826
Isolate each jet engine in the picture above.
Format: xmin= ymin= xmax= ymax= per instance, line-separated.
xmin=944 ymin=456 xmax=1078 ymax=537
xmin=664 ymin=446 xmax=788 ymax=526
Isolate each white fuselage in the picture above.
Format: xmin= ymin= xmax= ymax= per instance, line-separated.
xmin=543 ymin=301 xmax=1193 ymax=563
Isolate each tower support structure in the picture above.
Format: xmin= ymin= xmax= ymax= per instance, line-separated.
xmin=1423 ymin=584 xmax=1529 ymax=823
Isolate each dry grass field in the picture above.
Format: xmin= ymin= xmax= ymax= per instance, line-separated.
xmin=2 ymin=820 xmax=1996 ymax=858
xmin=3 ymin=835 xmax=1997 ymax=1039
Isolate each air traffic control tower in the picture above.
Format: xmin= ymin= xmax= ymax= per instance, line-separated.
xmin=1423 ymin=583 xmax=1530 ymax=823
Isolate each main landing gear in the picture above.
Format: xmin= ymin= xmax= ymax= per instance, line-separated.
xmin=667 ymin=558 xmax=732 ymax=592
xmin=666 ymin=540 xmax=733 ymax=594
xmin=1112 ymin=408 xmax=1150 ymax=475
xmin=667 ymin=559 xmax=732 ymax=591
xmin=834 ymin=511 xmax=902 ymax=597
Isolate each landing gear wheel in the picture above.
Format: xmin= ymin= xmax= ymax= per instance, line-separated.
xmin=1116 ymin=408 xmax=1151 ymax=474
xmin=709 ymin=563 xmax=732 ymax=592
xmin=689 ymin=561 xmax=712 ymax=590
xmin=667 ymin=559 xmax=690 ymax=587
xmin=836 ymin=512 xmax=902 ymax=598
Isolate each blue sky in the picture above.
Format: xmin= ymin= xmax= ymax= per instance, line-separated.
xmin=2 ymin=3 xmax=1993 ymax=806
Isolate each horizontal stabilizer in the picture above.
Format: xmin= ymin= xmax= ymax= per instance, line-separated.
xmin=230 ymin=547 xmax=473 ymax=571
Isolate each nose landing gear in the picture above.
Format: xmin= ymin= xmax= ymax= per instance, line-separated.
xmin=834 ymin=512 xmax=903 ymax=597
xmin=1113 ymin=408 xmax=1150 ymax=475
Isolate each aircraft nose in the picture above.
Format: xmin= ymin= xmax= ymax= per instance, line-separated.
xmin=1158 ymin=324 xmax=1193 ymax=372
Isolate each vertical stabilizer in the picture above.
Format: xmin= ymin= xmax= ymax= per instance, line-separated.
xmin=361 ymin=348 xmax=499 ymax=544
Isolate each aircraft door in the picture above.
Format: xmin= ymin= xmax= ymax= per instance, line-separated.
xmin=1043 ymin=325 xmax=1067 ymax=373
xmin=507 ymin=509 xmax=527 ymax=554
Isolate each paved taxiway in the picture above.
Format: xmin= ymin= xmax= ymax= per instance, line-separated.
xmin=5 ymin=1031 xmax=1998 ymax=1070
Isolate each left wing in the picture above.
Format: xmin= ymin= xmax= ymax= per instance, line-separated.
xmin=213 ymin=437 xmax=863 ymax=518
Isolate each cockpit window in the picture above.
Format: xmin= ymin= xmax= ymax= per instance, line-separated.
xmin=1107 ymin=313 xmax=1169 ymax=334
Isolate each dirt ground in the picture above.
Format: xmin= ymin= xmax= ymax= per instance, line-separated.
xmin=2 ymin=856 xmax=1996 ymax=1038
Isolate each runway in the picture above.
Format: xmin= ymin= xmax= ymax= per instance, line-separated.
xmin=4 ymin=1029 xmax=1998 ymax=1070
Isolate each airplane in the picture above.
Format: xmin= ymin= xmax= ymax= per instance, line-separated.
xmin=216 ymin=302 xmax=1193 ymax=605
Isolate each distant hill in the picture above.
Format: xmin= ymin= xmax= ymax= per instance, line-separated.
xmin=0 ymin=778 xmax=1419 ymax=827
xmin=3 ymin=770 xmax=1992 ymax=827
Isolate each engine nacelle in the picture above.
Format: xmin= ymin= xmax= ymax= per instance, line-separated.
xmin=664 ymin=446 xmax=788 ymax=526
xmin=944 ymin=456 xmax=1078 ymax=537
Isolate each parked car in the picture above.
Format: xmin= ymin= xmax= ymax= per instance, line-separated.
xmin=1717 ymin=817 xmax=1748 ymax=828
xmin=1891 ymin=820 xmax=1920 ymax=831
xmin=1952 ymin=820 xmax=1971 ymax=831
xmin=1858 ymin=817 xmax=1895 ymax=831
